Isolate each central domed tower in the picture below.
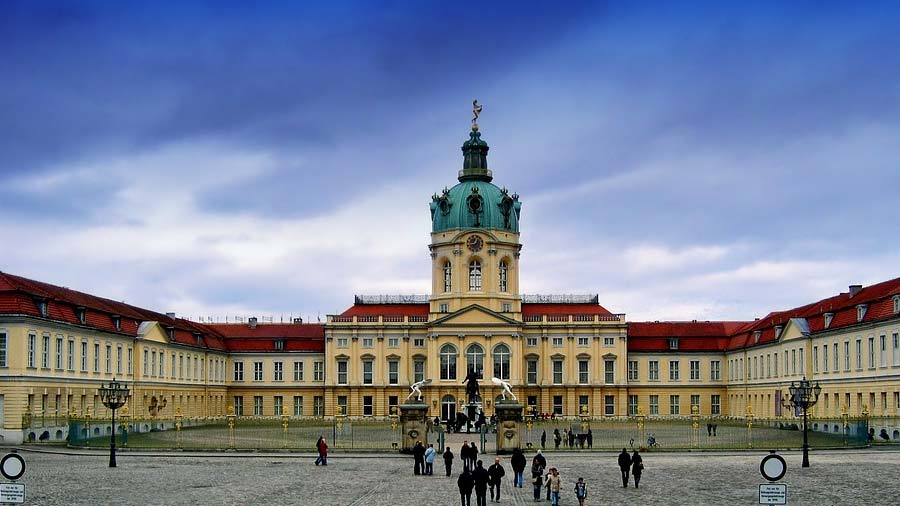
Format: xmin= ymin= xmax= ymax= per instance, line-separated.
xmin=429 ymin=118 xmax=522 ymax=316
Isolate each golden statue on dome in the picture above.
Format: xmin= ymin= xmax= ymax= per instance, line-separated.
xmin=472 ymin=99 xmax=483 ymax=130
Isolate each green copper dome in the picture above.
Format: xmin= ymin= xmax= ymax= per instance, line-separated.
xmin=430 ymin=128 xmax=522 ymax=233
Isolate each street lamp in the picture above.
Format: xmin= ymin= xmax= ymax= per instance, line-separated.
xmin=783 ymin=377 xmax=822 ymax=468
xmin=98 ymin=379 xmax=130 ymax=468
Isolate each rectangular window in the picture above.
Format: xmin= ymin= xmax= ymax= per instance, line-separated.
xmin=314 ymin=361 xmax=324 ymax=381
xmin=869 ymin=337 xmax=876 ymax=368
xmin=363 ymin=396 xmax=373 ymax=416
xmin=604 ymin=336 xmax=615 ymax=346
xmin=413 ymin=359 xmax=425 ymax=383
xmin=337 ymin=337 xmax=349 ymax=348
xmin=56 ymin=336 xmax=63 ymax=369
xmin=710 ymin=360 xmax=720 ymax=381
xmin=552 ymin=336 xmax=563 ymax=347
xmin=68 ymin=339 xmax=75 ymax=371
xmin=150 ymin=350 xmax=156 ymax=376
xmin=143 ymin=349 xmax=149 ymax=375
xmin=894 ymin=333 xmax=900 ymax=366
xmin=649 ymin=395 xmax=659 ymax=415
xmin=105 ymin=344 xmax=111 ymax=373
xmin=711 ymin=395 xmax=721 ymax=415
xmin=856 ymin=339 xmax=862 ymax=369
xmin=439 ymin=303 xmax=449 ymax=313
xmin=274 ymin=396 xmax=283 ymax=416
xmin=0 ymin=332 xmax=5 ymax=367
xmin=526 ymin=337 xmax=538 ymax=347
xmin=628 ymin=395 xmax=638 ymax=415
xmin=172 ymin=353 xmax=176 ymax=378
xmin=578 ymin=360 xmax=589 ymax=384
xmin=233 ymin=362 xmax=244 ymax=381
xmin=824 ymin=345 xmax=830 ymax=373
xmin=388 ymin=337 xmax=399 ymax=348
xmin=388 ymin=360 xmax=399 ymax=385
xmin=577 ymin=336 xmax=589 ymax=346
xmin=93 ymin=342 xmax=99 ymax=372
xmin=337 ymin=396 xmax=348 ymax=416
xmin=773 ymin=354 xmax=778 ymax=377
xmin=628 ymin=360 xmax=638 ymax=381
xmin=313 ymin=396 xmax=324 ymax=417
xmin=502 ymin=303 xmax=512 ymax=312
xmin=362 ymin=360 xmax=373 ymax=385
xmin=552 ymin=360 xmax=563 ymax=384
xmin=81 ymin=341 xmax=88 ymax=372
xmin=669 ymin=360 xmax=679 ymax=381
xmin=690 ymin=360 xmax=700 ymax=380
xmin=293 ymin=396 xmax=304 ymax=416
xmin=253 ymin=361 xmax=263 ymax=381
xmin=798 ymin=348 xmax=803 ymax=374
xmin=42 ymin=335 xmax=50 ymax=369
xmin=845 ymin=341 xmax=851 ymax=370
xmin=27 ymin=333 xmax=36 ymax=368
xmin=362 ymin=337 xmax=374 ymax=348
xmin=337 ymin=360 xmax=348 ymax=385
xmin=669 ymin=395 xmax=680 ymax=415
xmin=552 ymin=395 xmax=563 ymax=415
xmin=389 ymin=396 xmax=399 ymax=415
xmin=293 ymin=361 xmax=304 ymax=381
xmin=233 ymin=396 xmax=244 ymax=416
xmin=648 ymin=360 xmax=659 ymax=381
xmin=604 ymin=359 xmax=615 ymax=384
xmin=669 ymin=338 xmax=679 ymax=350
xmin=833 ymin=342 xmax=838 ymax=372
xmin=157 ymin=352 xmax=162 ymax=377
xmin=526 ymin=359 xmax=538 ymax=384
xmin=690 ymin=394 xmax=700 ymax=413
xmin=792 ymin=349 xmax=797 ymax=374
xmin=577 ymin=394 xmax=589 ymax=415
xmin=273 ymin=361 xmax=284 ymax=382
xmin=605 ymin=395 xmax=615 ymax=416
xmin=814 ymin=346 xmax=820 ymax=373
xmin=253 ymin=396 xmax=263 ymax=416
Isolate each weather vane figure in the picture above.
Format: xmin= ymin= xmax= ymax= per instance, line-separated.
xmin=472 ymin=99 xmax=483 ymax=129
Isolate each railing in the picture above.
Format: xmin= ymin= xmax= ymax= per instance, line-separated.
xmin=523 ymin=314 xmax=627 ymax=324
xmin=327 ymin=315 xmax=429 ymax=324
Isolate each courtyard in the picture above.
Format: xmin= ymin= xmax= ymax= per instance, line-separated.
xmin=9 ymin=447 xmax=900 ymax=505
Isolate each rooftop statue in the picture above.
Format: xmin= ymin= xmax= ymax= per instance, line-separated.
xmin=472 ymin=99 xmax=483 ymax=129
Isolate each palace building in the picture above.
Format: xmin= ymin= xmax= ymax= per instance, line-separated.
xmin=1 ymin=120 xmax=899 ymax=444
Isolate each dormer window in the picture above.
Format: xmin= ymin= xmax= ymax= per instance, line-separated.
xmin=857 ymin=304 xmax=868 ymax=322
xmin=753 ymin=331 xmax=761 ymax=344
xmin=668 ymin=338 xmax=679 ymax=350
xmin=76 ymin=307 xmax=86 ymax=324
xmin=824 ymin=312 xmax=834 ymax=328
xmin=275 ymin=339 xmax=285 ymax=351
xmin=194 ymin=332 xmax=203 ymax=346
xmin=34 ymin=298 xmax=48 ymax=317
xmin=893 ymin=296 xmax=900 ymax=315
xmin=111 ymin=315 xmax=121 ymax=331
xmin=774 ymin=326 xmax=783 ymax=339
xmin=166 ymin=327 xmax=175 ymax=340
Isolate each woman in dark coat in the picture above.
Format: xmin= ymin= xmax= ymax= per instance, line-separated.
xmin=510 ymin=448 xmax=527 ymax=487
xmin=631 ymin=450 xmax=643 ymax=488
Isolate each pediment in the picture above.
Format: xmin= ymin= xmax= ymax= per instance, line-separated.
xmin=430 ymin=304 xmax=521 ymax=328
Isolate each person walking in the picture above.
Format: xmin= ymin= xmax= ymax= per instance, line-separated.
xmin=444 ymin=446 xmax=455 ymax=477
xmin=488 ymin=457 xmax=506 ymax=502
xmin=617 ymin=448 xmax=632 ymax=487
xmin=544 ymin=470 xmax=552 ymax=502
xmin=413 ymin=440 xmax=426 ymax=475
xmin=461 ymin=441 xmax=471 ymax=471
xmin=631 ymin=449 xmax=643 ymax=488
xmin=587 ymin=428 xmax=593 ymax=449
xmin=568 ymin=429 xmax=575 ymax=448
xmin=458 ymin=468 xmax=475 ymax=506
xmin=534 ymin=449 xmax=547 ymax=470
xmin=425 ymin=443 xmax=437 ymax=475
xmin=547 ymin=468 xmax=561 ymax=506
xmin=541 ymin=429 xmax=547 ymax=449
xmin=470 ymin=441 xmax=479 ymax=470
xmin=531 ymin=453 xmax=546 ymax=501
xmin=573 ymin=477 xmax=587 ymax=506
xmin=473 ymin=460 xmax=490 ymax=506
xmin=314 ymin=435 xmax=328 ymax=466
xmin=553 ymin=429 xmax=561 ymax=449
xmin=511 ymin=448 xmax=526 ymax=488
xmin=562 ymin=428 xmax=569 ymax=448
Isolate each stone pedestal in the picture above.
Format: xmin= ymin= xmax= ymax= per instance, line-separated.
xmin=494 ymin=400 xmax=523 ymax=454
xmin=399 ymin=402 xmax=429 ymax=453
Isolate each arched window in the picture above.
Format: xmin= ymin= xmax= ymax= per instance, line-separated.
xmin=498 ymin=260 xmax=508 ymax=292
xmin=466 ymin=344 xmax=484 ymax=376
xmin=443 ymin=261 xmax=452 ymax=292
xmin=440 ymin=344 xmax=457 ymax=380
xmin=441 ymin=394 xmax=457 ymax=422
xmin=493 ymin=343 xmax=511 ymax=380
xmin=469 ymin=260 xmax=482 ymax=291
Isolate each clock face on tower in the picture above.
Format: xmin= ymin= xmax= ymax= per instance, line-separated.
xmin=466 ymin=235 xmax=483 ymax=252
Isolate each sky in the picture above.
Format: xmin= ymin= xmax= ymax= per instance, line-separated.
xmin=2 ymin=1 xmax=900 ymax=323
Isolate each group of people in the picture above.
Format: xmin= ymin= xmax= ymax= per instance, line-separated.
xmin=540 ymin=428 xmax=593 ymax=449
xmin=412 ymin=441 xmax=438 ymax=475
xmin=617 ymin=448 xmax=644 ymax=488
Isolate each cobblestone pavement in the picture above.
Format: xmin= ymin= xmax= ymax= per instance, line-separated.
xmin=8 ymin=447 xmax=900 ymax=505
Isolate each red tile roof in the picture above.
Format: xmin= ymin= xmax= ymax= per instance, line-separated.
xmin=522 ymin=303 xmax=614 ymax=317
xmin=207 ymin=323 xmax=325 ymax=353
xmin=340 ymin=304 xmax=429 ymax=317
xmin=628 ymin=321 xmax=745 ymax=352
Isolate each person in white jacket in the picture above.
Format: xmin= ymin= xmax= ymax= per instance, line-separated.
xmin=424 ymin=443 xmax=437 ymax=475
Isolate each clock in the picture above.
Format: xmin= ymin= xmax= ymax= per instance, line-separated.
xmin=466 ymin=235 xmax=483 ymax=252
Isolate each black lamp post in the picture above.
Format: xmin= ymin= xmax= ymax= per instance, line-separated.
xmin=99 ymin=379 xmax=130 ymax=468
xmin=784 ymin=377 xmax=822 ymax=468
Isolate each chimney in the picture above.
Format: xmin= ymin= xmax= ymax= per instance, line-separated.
xmin=248 ymin=317 xmax=258 ymax=329
xmin=166 ymin=312 xmax=176 ymax=320
xmin=849 ymin=284 xmax=862 ymax=297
